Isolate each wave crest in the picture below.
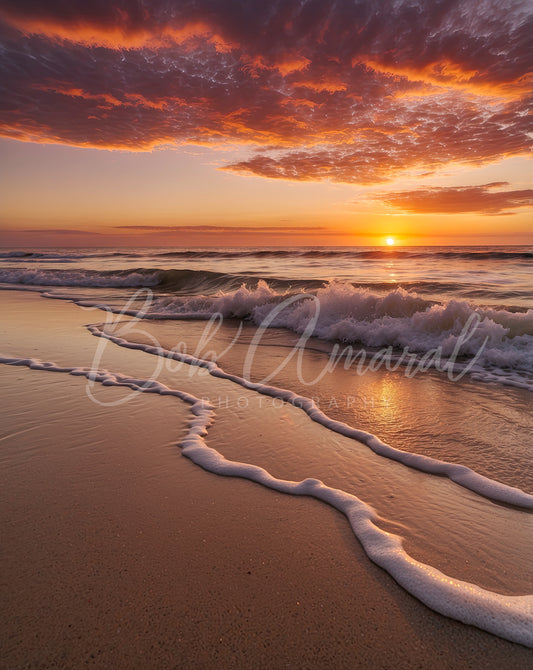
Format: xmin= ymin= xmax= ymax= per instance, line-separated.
xmin=148 ymin=280 xmax=533 ymax=387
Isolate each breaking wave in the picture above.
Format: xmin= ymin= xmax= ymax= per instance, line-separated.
xmin=1 ymin=265 xmax=531 ymax=388
xmin=0 ymin=267 xmax=163 ymax=288
xmin=147 ymin=281 xmax=533 ymax=389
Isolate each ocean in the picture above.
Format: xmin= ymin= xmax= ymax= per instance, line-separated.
xmin=1 ymin=245 xmax=532 ymax=389
xmin=1 ymin=245 xmax=532 ymax=647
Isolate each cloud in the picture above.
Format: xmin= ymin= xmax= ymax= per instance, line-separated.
xmin=0 ymin=223 xmax=348 ymax=247
xmin=379 ymin=182 xmax=533 ymax=214
xmin=0 ymin=1 xmax=531 ymax=183
xmin=114 ymin=224 xmax=335 ymax=236
xmin=11 ymin=228 xmax=105 ymax=235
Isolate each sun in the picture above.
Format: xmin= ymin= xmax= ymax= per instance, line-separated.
xmin=386 ymin=237 xmax=395 ymax=246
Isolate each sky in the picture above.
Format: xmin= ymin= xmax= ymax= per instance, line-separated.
xmin=0 ymin=0 xmax=532 ymax=247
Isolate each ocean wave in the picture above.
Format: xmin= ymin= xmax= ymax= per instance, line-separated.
xmin=0 ymin=251 xmax=86 ymax=260
xmin=0 ymin=250 xmax=141 ymax=261
xmin=1 ymin=248 xmax=532 ymax=262
xmin=157 ymin=248 xmax=533 ymax=261
xmin=147 ymin=281 xmax=533 ymax=386
xmin=0 ymin=265 xmax=522 ymax=301
xmin=0 ymin=267 xmax=162 ymax=288
xmin=0 ymin=266 xmax=320 ymax=293
xmin=1 ymin=266 xmax=531 ymax=385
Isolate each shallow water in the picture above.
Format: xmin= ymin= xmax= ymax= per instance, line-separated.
xmin=101 ymin=316 xmax=533 ymax=494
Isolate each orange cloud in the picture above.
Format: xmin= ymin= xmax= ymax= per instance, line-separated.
xmin=365 ymin=59 xmax=532 ymax=99
xmin=379 ymin=182 xmax=533 ymax=215
xmin=294 ymin=80 xmax=347 ymax=93
xmin=0 ymin=8 xmax=235 ymax=52
xmin=275 ymin=57 xmax=311 ymax=76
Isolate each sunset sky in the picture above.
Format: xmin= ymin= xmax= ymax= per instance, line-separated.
xmin=0 ymin=0 xmax=532 ymax=247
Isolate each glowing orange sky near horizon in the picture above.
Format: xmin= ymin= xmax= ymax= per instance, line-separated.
xmin=1 ymin=138 xmax=531 ymax=247
xmin=0 ymin=1 xmax=531 ymax=247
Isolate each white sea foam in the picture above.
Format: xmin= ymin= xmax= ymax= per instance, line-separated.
xmin=0 ymin=268 xmax=160 ymax=287
xmin=146 ymin=282 xmax=533 ymax=389
xmin=1 ymin=352 xmax=532 ymax=647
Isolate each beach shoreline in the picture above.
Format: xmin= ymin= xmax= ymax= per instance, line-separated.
xmin=1 ymin=289 xmax=532 ymax=667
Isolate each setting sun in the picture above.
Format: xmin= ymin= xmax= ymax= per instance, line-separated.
xmin=386 ymin=237 xmax=395 ymax=246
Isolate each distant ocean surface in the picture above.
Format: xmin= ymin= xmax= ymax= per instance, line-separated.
xmin=1 ymin=245 xmax=532 ymax=389
xmin=0 ymin=245 xmax=532 ymax=304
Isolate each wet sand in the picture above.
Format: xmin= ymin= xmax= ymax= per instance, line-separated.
xmin=1 ymin=289 xmax=532 ymax=668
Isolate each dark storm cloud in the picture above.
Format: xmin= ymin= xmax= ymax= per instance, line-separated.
xmin=380 ymin=182 xmax=533 ymax=214
xmin=0 ymin=1 xmax=531 ymax=183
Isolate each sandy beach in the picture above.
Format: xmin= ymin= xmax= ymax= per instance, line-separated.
xmin=1 ymin=289 xmax=532 ymax=668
